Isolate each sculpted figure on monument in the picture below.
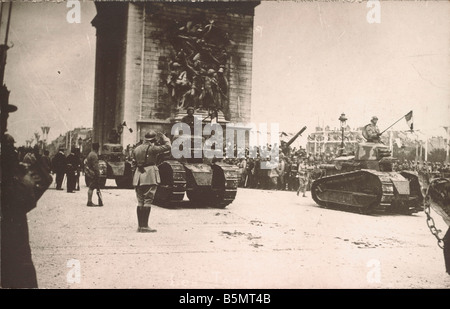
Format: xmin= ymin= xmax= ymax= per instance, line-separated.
xmin=167 ymin=19 xmax=232 ymax=111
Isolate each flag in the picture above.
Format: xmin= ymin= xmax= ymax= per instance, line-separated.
xmin=405 ymin=110 xmax=413 ymax=130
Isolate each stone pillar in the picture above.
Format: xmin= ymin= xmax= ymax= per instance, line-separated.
xmin=92 ymin=1 xmax=259 ymax=149
xmin=122 ymin=2 xmax=145 ymax=147
xmin=91 ymin=2 xmax=128 ymax=151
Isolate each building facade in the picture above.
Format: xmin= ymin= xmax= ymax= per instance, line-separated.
xmin=91 ymin=1 xmax=259 ymax=150
xmin=306 ymin=126 xmax=364 ymax=157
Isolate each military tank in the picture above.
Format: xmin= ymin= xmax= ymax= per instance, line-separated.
xmin=311 ymin=141 xmax=423 ymax=214
xmin=153 ymin=110 xmax=239 ymax=208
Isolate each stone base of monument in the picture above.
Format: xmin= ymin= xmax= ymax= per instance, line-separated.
xmin=173 ymin=108 xmax=229 ymax=126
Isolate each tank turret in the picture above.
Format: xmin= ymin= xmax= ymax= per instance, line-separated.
xmin=153 ymin=108 xmax=239 ymax=208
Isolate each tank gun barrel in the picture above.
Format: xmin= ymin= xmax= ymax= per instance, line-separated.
xmin=284 ymin=126 xmax=307 ymax=148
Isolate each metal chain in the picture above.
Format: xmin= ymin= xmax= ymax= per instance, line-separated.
xmin=423 ymin=195 xmax=445 ymax=249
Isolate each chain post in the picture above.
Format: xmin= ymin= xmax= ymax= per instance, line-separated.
xmin=424 ymin=193 xmax=445 ymax=250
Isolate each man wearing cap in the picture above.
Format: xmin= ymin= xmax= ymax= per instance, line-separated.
xmin=132 ymin=130 xmax=171 ymax=233
xmin=364 ymin=116 xmax=381 ymax=143
xmin=1 ymin=86 xmax=39 ymax=287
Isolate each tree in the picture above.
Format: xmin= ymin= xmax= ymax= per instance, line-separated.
xmin=428 ymin=148 xmax=446 ymax=163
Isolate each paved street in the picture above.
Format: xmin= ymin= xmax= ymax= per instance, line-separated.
xmin=28 ymin=180 xmax=450 ymax=289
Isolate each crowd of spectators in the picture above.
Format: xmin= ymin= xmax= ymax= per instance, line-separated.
xmin=222 ymin=143 xmax=450 ymax=192
xmin=14 ymin=142 xmax=450 ymax=194
xmin=393 ymin=160 xmax=450 ymax=177
xmin=222 ymin=143 xmax=335 ymax=192
xmin=16 ymin=145 xmax=83 ymax=192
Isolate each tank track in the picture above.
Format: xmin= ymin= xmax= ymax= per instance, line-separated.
xmin=185 ymin=162 xmax=239 ymax=208
xmin=369 ymin=170 xmax=421 ymax=214
xmin=311 ymin=170 xmax=421 ymax=215
xmin=211 ymin=162 xmax=239 ymax=208
xmin=156 ymin=160 xmax=238 ymax=208
xmin=154 ymin=160 xmax=187 ymax=206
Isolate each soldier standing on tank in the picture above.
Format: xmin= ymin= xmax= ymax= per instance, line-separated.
xmin=181 ymin=106 xmax=195 ymax=129
xmin=132 ymin=130 xmax=171 ymax=233
xmin=364 ymin=116 xmax=381 ymax=143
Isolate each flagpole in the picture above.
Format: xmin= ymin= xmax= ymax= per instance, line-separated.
xmin=380 ymin=111 xmax=412 ymax=135
xmin=389 ymin=130 xmax=393 ymax=153
xmin=445 ymin=127 xmax=449 ymax=164
xmin=419 ymin=141 xmax=422 ymax=162
xmin=446 ymin=138 xmax=449 ymax=164
xmin=415 ymin=140 xmax=418 ymax=165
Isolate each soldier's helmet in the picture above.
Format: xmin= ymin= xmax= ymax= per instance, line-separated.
xmin=145 ymin=130 xmax=157 ymax=142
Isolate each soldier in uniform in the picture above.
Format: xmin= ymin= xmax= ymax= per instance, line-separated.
xmin=85 ymin=143 xmax=102 ymax=206
xmin=277 ymin=153 xmax=287 ymax=190
xmin=132 ymin=130 xmax=171 ymax=233
xmin=288 ymin=156 xmax=299 ymax=191
xmin=245 ymin=158 xmax=256 ymax=188
xmin=296 ymin=159 xmax=308 ymax=197
xmin=181 ymin=106 xmax=195 ymax=129
xmin=364 ymin=116 xmax=381 ymax=143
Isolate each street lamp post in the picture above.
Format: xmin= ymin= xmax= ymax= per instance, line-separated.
xmin=338 ymin=113 xmax=347 ymax=156
xmin=41 ymin=126 xmax=50 ymax=150
xmin=444 ymin=126 xmax=449 ymax=164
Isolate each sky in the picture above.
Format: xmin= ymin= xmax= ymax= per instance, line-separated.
xmin=2 ymin=1 xmax=449 ymax=146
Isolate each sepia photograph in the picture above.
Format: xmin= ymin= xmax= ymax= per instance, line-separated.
xmin=1 ymin=0 xmax=449 ymax=292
